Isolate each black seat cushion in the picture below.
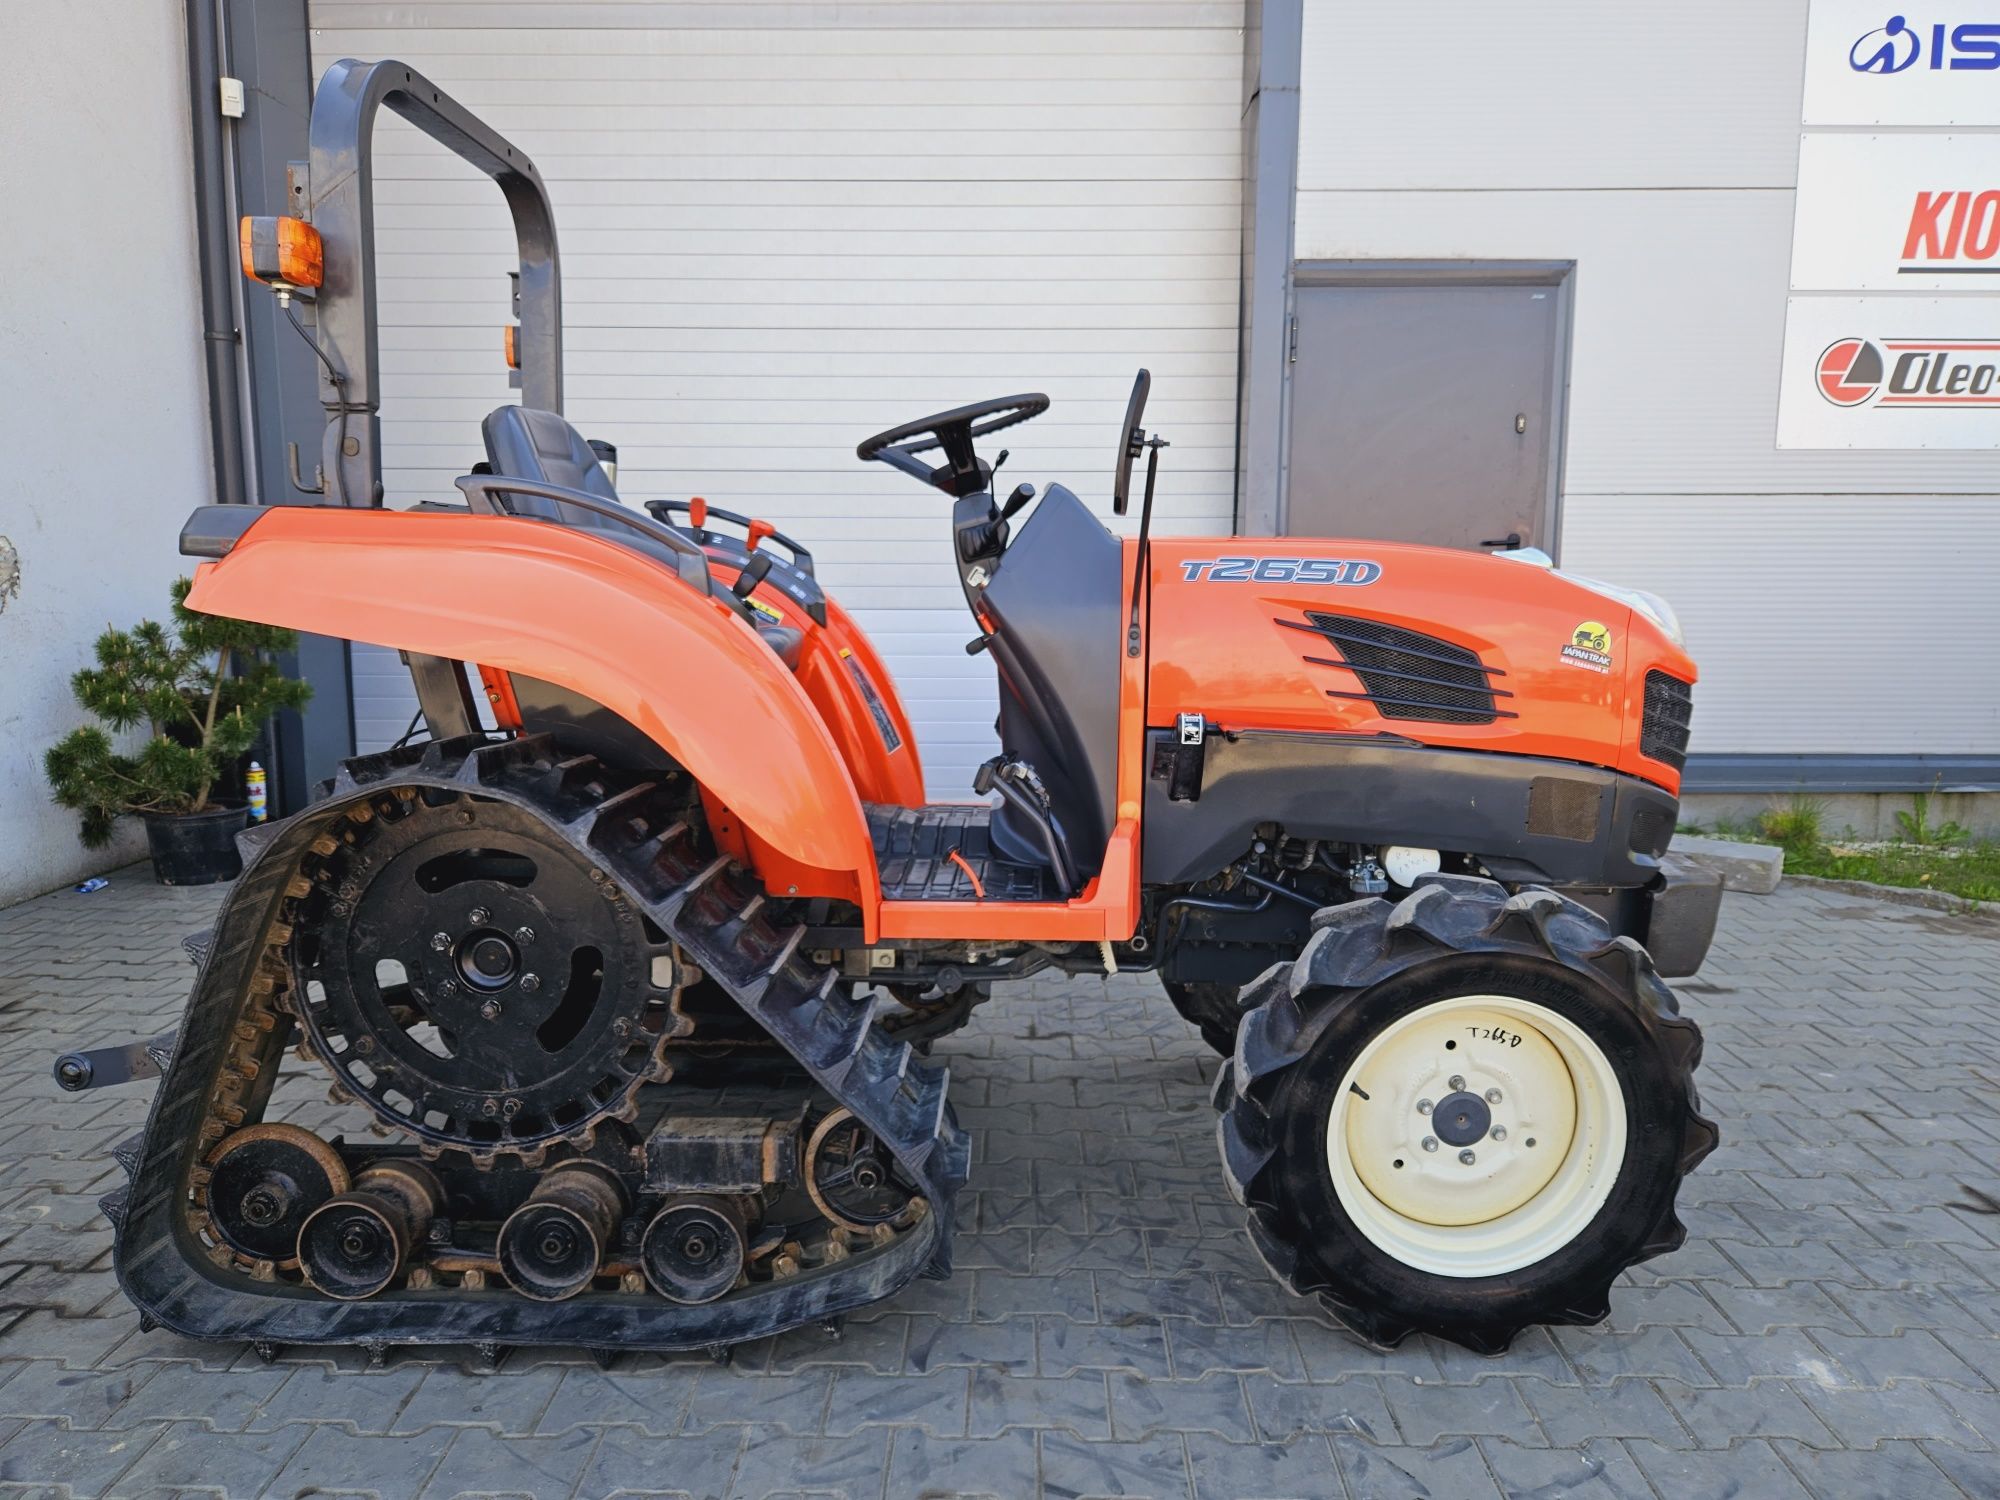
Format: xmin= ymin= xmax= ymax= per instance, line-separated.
xmin=481 ymin=406 xmax=622 ymax=516
xmin=480 ymin=405 xmax=804 ymax=669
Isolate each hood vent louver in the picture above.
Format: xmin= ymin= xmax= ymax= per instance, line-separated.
xmin=1280 ymin=613 xmax=1514 ymax=726
xmin=1641 ymin=670 xmax=1694 ymax=771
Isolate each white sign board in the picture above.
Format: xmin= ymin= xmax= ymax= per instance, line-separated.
xmin=1792 ymin=133 xmax=2000 ymax=288
xmin=1804 ymin=2 xmax=2000 ymax=125
xmin=1777 ymin=296 xmax=2000 ymax=446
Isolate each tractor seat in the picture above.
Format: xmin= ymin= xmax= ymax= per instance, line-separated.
xmin=480 ymin=406 xmax=804 ymax=669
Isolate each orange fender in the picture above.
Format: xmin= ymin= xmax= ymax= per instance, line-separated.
xmin=186 ymin=506 xmax=880 ymax=914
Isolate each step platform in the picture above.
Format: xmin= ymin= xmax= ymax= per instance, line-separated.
xmin=865 ymin=803 xmax=1056 ymax=902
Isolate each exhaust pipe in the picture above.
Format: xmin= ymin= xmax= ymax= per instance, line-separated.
xmin=641 ymin=1195 xmax=751 ymax=1304
xmin=297 ymin=1161 xmax=443 ymax=1300
xmin=497 ymin=1162 xmax=626 ymax=1302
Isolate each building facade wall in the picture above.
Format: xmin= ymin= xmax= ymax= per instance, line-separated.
xmin=308 ymin=2 xmax=1246 ymax=799
xmin=1293 ymin=0 xmax=2000 ymax=763
xmin=0 ymin=2 xmax=215 ymax=905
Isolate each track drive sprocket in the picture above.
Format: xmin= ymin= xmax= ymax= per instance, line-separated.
xmin=289 ymin=788 xmax=680 ymax=1164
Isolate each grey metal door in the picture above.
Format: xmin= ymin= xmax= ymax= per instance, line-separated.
xmin=1283 ymin=276 xmax=1567 ymax=554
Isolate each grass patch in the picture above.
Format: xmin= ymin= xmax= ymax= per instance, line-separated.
xmin=1702 ymin=795 xmax=2000 ymax=904
xmin=1786 ymin=841 xmax=2000 ymax=904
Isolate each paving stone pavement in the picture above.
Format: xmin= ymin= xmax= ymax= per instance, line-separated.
xmin=0 ymin=866 xmax=1996 ymax=1498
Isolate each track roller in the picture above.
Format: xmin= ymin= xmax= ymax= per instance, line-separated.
xmin=206 ymin=1125 xmax=348 ymax=1268
xmin=497 ymin=1162 xmax=626 ymax=1301
xmin=642 ymin=1195 xmax=751 ymax=1304
xmin=298 ymin=1161 xmax=443 ymax=1300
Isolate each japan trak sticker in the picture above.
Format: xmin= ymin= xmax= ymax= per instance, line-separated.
xmin=1560 ymin=620 xmax=1613 ymax=674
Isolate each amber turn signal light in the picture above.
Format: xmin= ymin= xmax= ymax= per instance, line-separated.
xmin=238 ymin=215 xmax=323 ymax=289
xmin=503 ymin=325 xmax=519 ymax=369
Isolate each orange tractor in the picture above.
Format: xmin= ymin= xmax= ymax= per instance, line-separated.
xmin=61 ymin=60 xmax=1715 ymax=1357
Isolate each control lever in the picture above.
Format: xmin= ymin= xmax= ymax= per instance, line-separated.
xmin=731 ymin=550 xmax=774 ymax=600
xmin=1000 ymin=482 xmax=1036 ymax=519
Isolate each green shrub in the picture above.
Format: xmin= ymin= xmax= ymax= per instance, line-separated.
xmin=44 ymin=578 xmax=310 ymax=846
xmin=1756 ymin=795 xmax=1826 ymax=858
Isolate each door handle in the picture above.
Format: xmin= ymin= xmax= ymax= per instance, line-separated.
xmin=1480 ymin=533 xmax=1523 ymax=550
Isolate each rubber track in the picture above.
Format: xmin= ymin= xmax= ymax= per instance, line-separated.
xmin=100 ymin=734 xmax=971 ymax=1352
xmin=1212 ymin=873 xmax=1718 ymax=1353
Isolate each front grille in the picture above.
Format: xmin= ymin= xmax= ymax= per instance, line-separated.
xmin=1285 ymin=613 xmax=1513 ymax=725
xmin=1641 ymin=670 xmax=1694 ymax=770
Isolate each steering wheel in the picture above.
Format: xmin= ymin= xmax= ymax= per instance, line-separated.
xmin=856 ymin=393 xmax=1049 ymax=498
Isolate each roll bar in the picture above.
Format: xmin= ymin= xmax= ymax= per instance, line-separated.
xmin=304 ymin=58 xmax=563 ymax=506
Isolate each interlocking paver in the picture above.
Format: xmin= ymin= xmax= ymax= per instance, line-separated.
xmin=823 ymin=1367 xmax=967 ymax=1437
xmin=1519 ymin=1375 xmax=1694 ymax=1450
xmin=0 ymin=869 xmax=1996 ymax=1495
xmin=1625 ymin=1437 xmax=1815 ymax=1500
xmin=413 ymin=1428 xmax=599 ymax=1500
xmin=1655 ymin=1378 xmax=1842 ymax=1449
xmin=108 ymin=1421 xmax=307 ymax=1498
xmin=103 ymin=1364 xmax=287 ymax=1432
xmin=1038 ymin=1430 xmax=1192 ymax=1500
xmin=248 ymin=1363 xmax=427 ymax=1435
xmin=1378 ymin=1373 xmax=1546 ymax=1447
xmin=966 ymin=1367 xmax=1110 ymax=1439
xmin=725 ymin=1428 xmax=891 ymax=1499
xmin=1239 ymin=1372 xmax=1390 ymax=1445
xmin=265 ymin=1425 xmax=456 ymax=1498
xmin=882 ymin=1427 xmax=1037 ymax=1499
xmin=683 ymin=1369 xmax=832 ymax=1436
xmin=1331 ymin=1432 xmax=1503 ymax=1499
xmin=0 ymin=1417 xmax=162 ymax=1495
xmin=1773 ymin=1436 xmax=1971 ymax=1499
xmin=1184 ymin=1432 xmax=1342 ymax=1500
xmin=574 ymin=1426 xmax=743 ymax=1498
xmin=392 ymin=1365 xmax=567 ymax=1437
xmin=905 ymin=1314 xmax=1035 ymax=1376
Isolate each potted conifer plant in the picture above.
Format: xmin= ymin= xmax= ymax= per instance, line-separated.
xmin=44 ymin=578 xmax=311 ymax=885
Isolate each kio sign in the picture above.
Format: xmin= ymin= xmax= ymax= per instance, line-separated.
xmin=1791 ymin=134 xmax=2000 ymax=288
xmin=1778 ymin=298 xmax=2000 ymax=447
xmin=1804 ymin=3 xmax=2000 ymax=123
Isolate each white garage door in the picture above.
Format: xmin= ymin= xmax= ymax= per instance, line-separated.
xmin=310 ymin=4 xmax=1243 ymax=797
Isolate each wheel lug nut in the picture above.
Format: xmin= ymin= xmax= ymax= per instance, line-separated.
xmin=1459 ymin=1149 xmax=1477 ymax=1165
xmin=1416 ymin=1098 xmax=1433 ymax=1116
xmin=1448 ymin=1075 xmax=1465 ymax=1091
xmin=513 ymin=926 xmax=535 ymax=945
xmin=1490 ymin=1125 xmax=1507 ymax=1142
xmin=480 ymin=1000 xmax=502 ymax=1021
xmin=520 ymin=973 xmax=542 ymax=993
xmin=1485 ymin=1088 xmax=1502 ymax=1105
xmin=469 ymin=907 xmax=491 ymax=926
xmin=1421 ymin=1136 xmax=1439 ymax=1152
xmin=430 ymin=932 xmax=451 ymax=951
xmin=481 ymin=1098 xmax=500 ymax=1117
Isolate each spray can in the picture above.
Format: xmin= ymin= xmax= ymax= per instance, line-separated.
xmin=246 ymin=761 xmax=268 ymax=824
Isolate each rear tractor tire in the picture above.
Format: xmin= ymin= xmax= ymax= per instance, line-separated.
xmin=1214 ymin=874 xmax=1716 ymax=1353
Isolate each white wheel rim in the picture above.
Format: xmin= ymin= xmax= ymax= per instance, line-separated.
xmin=1325 ymin=994 xmax=1627 ymax=1278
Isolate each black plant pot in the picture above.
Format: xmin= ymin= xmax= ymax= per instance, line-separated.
xmin=143 ymin=805 xmax=250 ymax=886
